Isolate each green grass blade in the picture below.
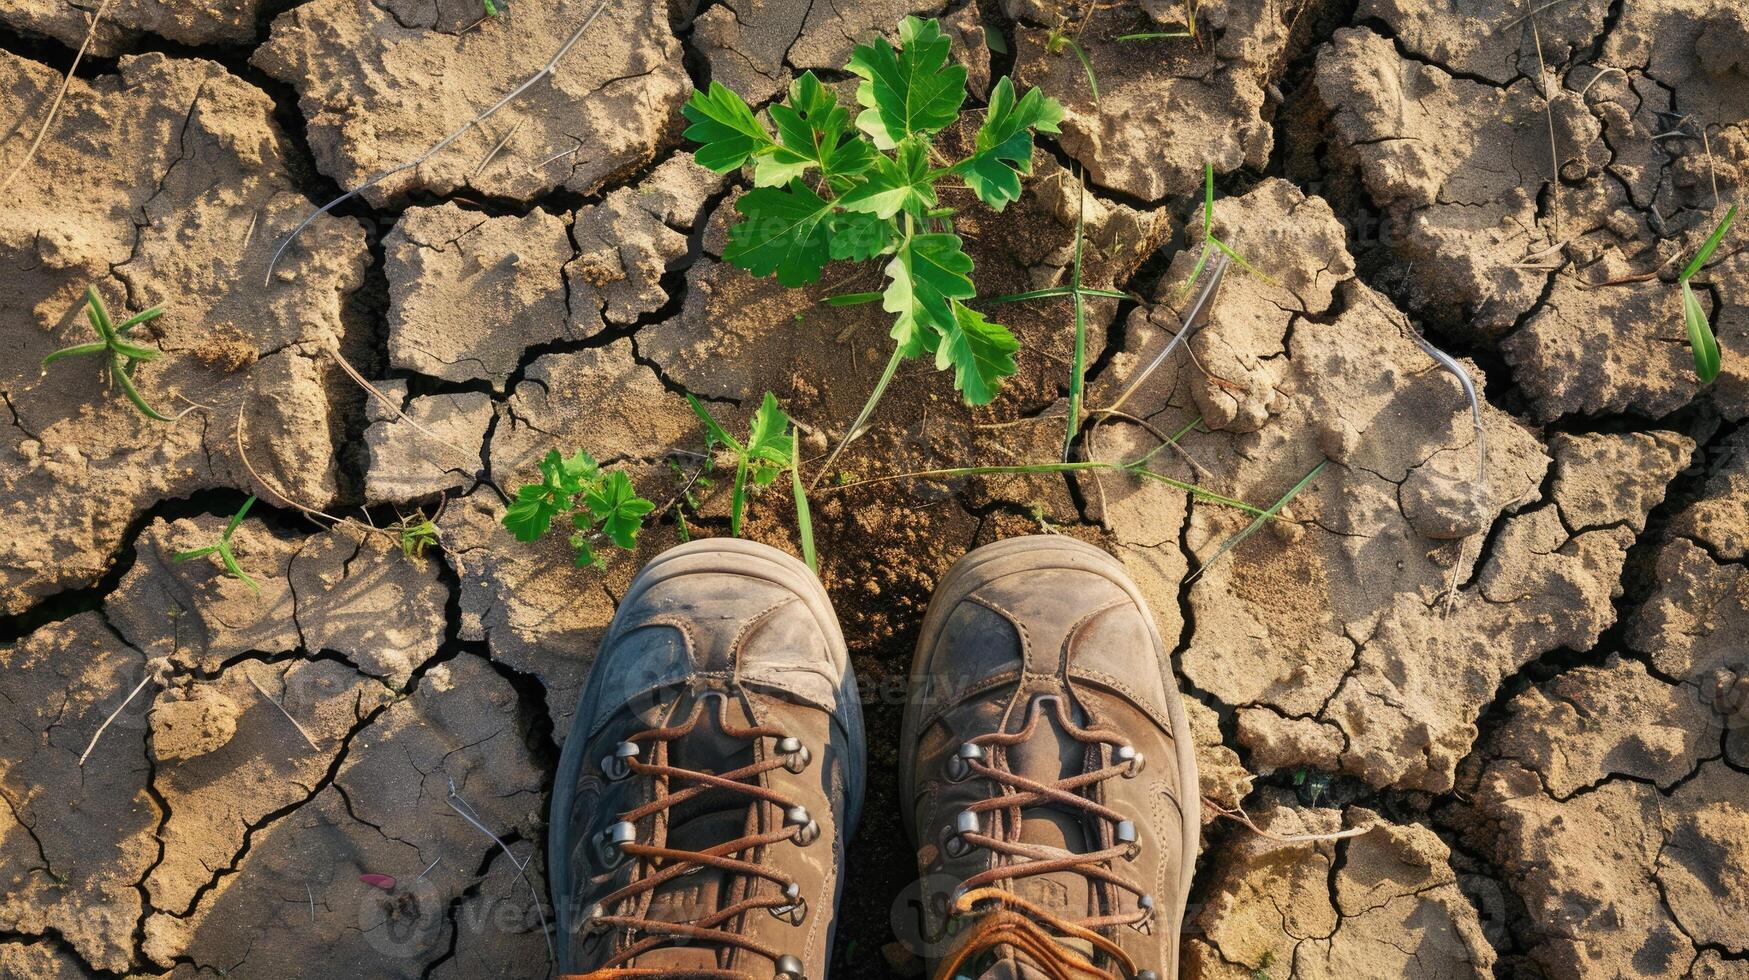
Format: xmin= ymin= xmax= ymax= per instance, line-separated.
xmin=1172 ymin=243 xmax=1215 ymax=299
xmin=686 ymin=394 xmax=742 ymax=453
xmin=1129 ymin=467 xmax=1269 ymax=517
xmin=984 ymin=285 xmax=1132 ymax=303
xmin=1683 ymin=282 xmax=1722 ymax=382
xmin=224 ymin=495 xmax=258 ymax=538
xmin=1188 ymin=459 xmax=1327 ymax=583
xmin=40 ymin=342 xmax=108 ymax=370
xmin=1066 ymin=39 xmax=1098 ymax=103
xmin=172 ymin=545 xmax=220 ymax=561
xmin=1117 ymin=31 xmax=1190 ymax=40
xmin=1203 ymin=162 xmax=1214 ymax=239
xmin=218 ymin=544 xmax=261 ymax=593
xmin=1681 ymin=204 xmax=1738 ymax=283
xmin=115 ymin=306 xmax=166 ymax=333
xmin=108 ymin=338 xmax=163 ymax=362
xmin=112 ymin=360 xmax=181 ymax=422
xmin=790 ymin=425 xmax=816 ymax=572
xmin=730 ymin=457 xmax=748 ymax=537
xmin=1064 ymin=189 xmax=1088 ymax=459
xmin=823 ymin=291 xmax=883 ymax=307
xmin=1211 ymin=235 xmax=1277 ymax=285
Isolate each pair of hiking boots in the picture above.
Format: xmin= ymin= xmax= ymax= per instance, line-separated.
xmin=550 ymin=535 xmax=1198 ymax=980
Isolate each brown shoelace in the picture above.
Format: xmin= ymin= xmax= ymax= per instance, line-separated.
xmin=565 ymin=694 xmax=810 ymax=980
xmin=936 ymin=695 xmax=1158 ymax=978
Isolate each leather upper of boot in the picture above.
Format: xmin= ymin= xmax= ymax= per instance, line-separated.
xmin=552 ymin=541 xmax=864 ymax=980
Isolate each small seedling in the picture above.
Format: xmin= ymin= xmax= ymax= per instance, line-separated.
xmin=1678 ymin=204 xmax=1736 ymax=383
xmin=42 ymin=286 xmax=193 ymax=422
xmin=688 ymin=393 xmax=795 ymax=536
xmin=391 ymin=510 xmax=441 ymax=561
xmin=683 ymin=16 xmax=1064 ymax=478
xmin=1045 ymin=28 xmax=1099 ymax=103
xmin=1178 ymin=163 xmax=1272 ymax=296
xmin=1252 ymin=950 xmax=1276 ymax=980
xmin=502 ymin=450 xmax=654 ymax=568
xmin=173 ymin=495 xmax=261 ymax=592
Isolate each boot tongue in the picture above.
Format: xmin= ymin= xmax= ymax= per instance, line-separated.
xmin=1000 ymin=714 xmax=1096 ymax=925
xmin=625 ymin=701 xmax=757 ymax=971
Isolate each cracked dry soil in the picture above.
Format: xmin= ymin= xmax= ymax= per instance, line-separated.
xmin=2 ymin=0 xmax=1747 ymax=977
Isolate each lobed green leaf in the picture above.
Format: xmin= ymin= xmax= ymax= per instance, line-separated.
xmin=756 ymin=72 xmax=875 ymax=187
xmin=957 ymin=77 xmax=1064 ymax=211
xmin=846 ymin=16 xmax=967 ymax=148
xmin=724 ymin=181 xmax=836 ymax=286
xmin=683 ymin=82 xmax=775 ymax=173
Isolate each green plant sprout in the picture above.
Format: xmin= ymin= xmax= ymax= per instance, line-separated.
xmin=688 ymin=393 xmax=794 ymax=536
xmin=392 ymin=510 xmax=441 ymax=561
xmin=482 ymin=0 xmax=499 ymax=14
xmin=1045 ymin=28 xmax=1099 ymax=103
xmin=789 ymin=423 xmax=818 ymax=572
xmin=1179 ymin=163 xmax=1273 ymax=296
xmin=1679 ymin=204 xmax=1736 ymax=383
xmin=173 ymin=495 xmax=261 ymax=592
xmin=502 ymin=450 xmax=653 ymax=568
xmin=667 ymin=457 xmax=716 ymax=542
xmin=687 ymin=393 xmax=818 ymax=566
xmin=682 ymin=16 xmax=1064 ymax=481
xmin=1119 ymin=0 xmax=1199 ymax=43
xmin=42 ymin=286 xmax=193 ymax=422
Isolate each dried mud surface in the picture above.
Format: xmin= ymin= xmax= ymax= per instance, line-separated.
xmin=2 ymin=0 xmax=1747 ymax=977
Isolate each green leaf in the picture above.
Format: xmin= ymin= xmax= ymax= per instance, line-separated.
xmin=745 ymin=391 xmax=795 ymax=468
xmin=827 ymin=212 xmax=897 ymax=261
xmin=682 ymin=82 xmax=775 ymax=173
xmin=790 ymin=423 xmax=816 ymax=572
xmin=687 ymin=394 xmax=742 ymax=453
xmin=1684 ymin=281 xmax=1722 ymax=383
xmin=838 ymin=139 xmax=937 ymax=220
xmin=882 ymin=231 xmax=976 ymax=358
xmin=502 ymin=449 xmax=597 ymax=542
xmin=583 ymin=470 xmax=655 ymax=551
xmin=846 ymin=16 xmax=967 ymax=148
xmin=957 ymin=77 xmax=1064 ymax=211
xmin=724 ymin=181 xmax=836 ymax=287
xmin=936 ymin=300 xmax=1019 ymax=405
xmin=823 ymin=290 xmax=884 ymax=307
xmin=756 ymin=72 xmax=875 ymax=187
xmin=570 ymin=532 xmax=600 ymax=569
xmin=1681 ymin=204 xmax=1738 ymax=283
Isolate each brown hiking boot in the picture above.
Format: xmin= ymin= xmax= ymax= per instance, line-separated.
xmin=549 ymin=539 xmax=865 ymax=979
xmin=900 ymin=536 xmax=1199 ymax=979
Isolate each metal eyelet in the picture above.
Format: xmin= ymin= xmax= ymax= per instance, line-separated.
xmin=601 ymin=740 xmax=640 ymax=781
xmin=1131 ymin=894 xmax=1155 ymax=934
xmin=596 ymin=820 xmax=636 ymax=868
xmin=786 ymin=805 xmax=820 ymax=846
xmin=945 ymin=742 xmax=983 ymax=782
xmin=943 ymin=809 xmax=979 ymax=859
xmin=1116 ymin=744 xmax=1145 ymax=778
xmin=1115 ymin=819 xmax=1140 ymax=859
xmin=774 ymin=953 xmax=806 ymax=979
xmin=776 ymin=736 xmax=812 ymax=774
xmin=769 ymin=881 xmax=808 ymax=925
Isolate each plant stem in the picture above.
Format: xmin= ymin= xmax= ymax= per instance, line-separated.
xmin=1064 ymin=189 xmax=1088 ymax=461
xmin=810 ymin=344 xmax=905 ymax=489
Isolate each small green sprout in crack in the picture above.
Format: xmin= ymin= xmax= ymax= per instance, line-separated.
xmin=688 ymin=393 xmax=818 ymax=568
xmin=391 ymin=509 xmax=442 ymax=562
xmin=1251 ymin=950 xmax=1277 ymax=980
xmin=173 ymin=495 xmax=262 ymax=592
xmin=42 ymin=286 xmax=196 ymax=422
xmin=502 ymin=450 xmax=654 ymax=569
xmin=1678 ymin=204 xmax=1736 ymax=383
xmin=682 ymin=16 xmax=1064 ymax=485
xmin=1177 ymin=163 xmax=1275 ymax=297
xmin=1045 ymin=28 xmax=1100 ymax=104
